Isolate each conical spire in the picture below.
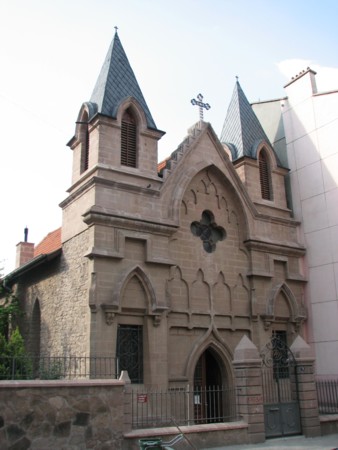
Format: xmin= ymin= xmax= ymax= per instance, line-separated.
xmin=89 ymin=30 xmax=157 ymax=130
xmin=220 ymin=81 xmax=271 ymax=161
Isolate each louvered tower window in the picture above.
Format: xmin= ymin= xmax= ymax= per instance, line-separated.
xmin=83 ymin=124 xmax=90 ymax=171
xmin=80 ymin=111 xmax=90 ymax=173
xmin=121 ymin=109 xmax=137 ymax=167
xmin=259 ymin=150 xmax=272 ymax=200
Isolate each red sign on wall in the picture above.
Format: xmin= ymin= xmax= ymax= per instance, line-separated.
xmin=137 ymin=394 xmax=148 ymax=403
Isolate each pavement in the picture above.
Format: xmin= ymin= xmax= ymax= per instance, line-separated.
xmin=204 ymin=433 xmax=338 ymax=450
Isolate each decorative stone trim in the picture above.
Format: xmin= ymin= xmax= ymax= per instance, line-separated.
xmin=101 ymin=304 xmax=119 ymax=325
xmin=191 ymin=210 xmax=226 ymax=253
xmin=152 ymin=315 xmax=161 ymax=327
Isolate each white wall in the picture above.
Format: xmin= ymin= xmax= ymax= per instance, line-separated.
xmin=282 ymin=71 xmax=338 ymax=377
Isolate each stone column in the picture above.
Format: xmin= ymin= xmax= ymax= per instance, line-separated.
xmin=233 ymin=335 xmax=265 ymax=444
xmin=290 ymin=336 xmax=321 ymax=437
xmin=120 ymin=370 xmax=132 ymax=433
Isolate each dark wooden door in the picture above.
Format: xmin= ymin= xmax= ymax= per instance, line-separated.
xmin=194 ymin=349 xmax=223 ymax=423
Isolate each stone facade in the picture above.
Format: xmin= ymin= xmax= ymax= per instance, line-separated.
xmin=5 ymin=31 xmax=319 ymax=443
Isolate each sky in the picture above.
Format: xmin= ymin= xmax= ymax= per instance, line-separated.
xmin=1 ymin=0 xmax=338 ymax=274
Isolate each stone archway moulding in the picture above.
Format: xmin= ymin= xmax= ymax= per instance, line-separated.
xmin=101 ymin=265 xmax=167 ymax=326
xmin=184 ymin=326 xmax=235 ymax=386
xmin=262 ymin=282 xmax=307 ymax=332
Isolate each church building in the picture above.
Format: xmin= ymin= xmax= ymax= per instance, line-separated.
xmin=6 ymin=31 xmax=308 ymax=408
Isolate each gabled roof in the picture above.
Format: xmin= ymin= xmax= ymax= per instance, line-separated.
xmin=89 ymin=31 xmax=157 ymax=130
xmin=220 ymin=81 xmax=271 ymax=161
xmin=34 ymin=227 xmax=62 ymax=257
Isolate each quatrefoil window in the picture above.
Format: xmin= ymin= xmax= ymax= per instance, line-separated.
xmin=190 ymin=210 xmax=226 ymax=253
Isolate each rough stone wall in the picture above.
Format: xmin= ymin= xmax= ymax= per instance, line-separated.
xmin=0 ymin=380 xmax=125 ymax=449
xmin=19 ymin=230 xmax=91 ymax=357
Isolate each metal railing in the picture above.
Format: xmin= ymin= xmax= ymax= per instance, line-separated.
xmin=0 ymin=355 xmax=117 ymax=380
xmin=130 ymin=385 xmax=239 ymax=429
xmin=316 ymin=379 xmax=338 ymax=414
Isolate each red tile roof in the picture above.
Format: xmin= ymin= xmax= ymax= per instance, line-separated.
xmin=34 ymin=227 xmax=62 ymax=257
xmin=157 ymin=158 xmax=169 ymax=172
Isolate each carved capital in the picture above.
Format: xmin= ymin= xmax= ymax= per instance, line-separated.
xmin=261 ymin=314 xmax=274 ymax=331
xmin=152 ymin=315 xmax=161 ymax=327
xmin=101 ymin=304 xmax=119 ymax=326
xmin=150 ymin=306 xmax=169 ymax=327
xmin=105 ymin=311 xmax=115 ymax=325
xmin=294 ymin=318 xmax=305 ymax=333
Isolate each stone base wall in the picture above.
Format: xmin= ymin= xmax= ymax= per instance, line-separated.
xmin=320 ymin=415 xmax=338 ymax=435
xmin=0 ymin=380 xmax=126 ymax=450
xmin=1 ymin=378 xmax=336 ymax=449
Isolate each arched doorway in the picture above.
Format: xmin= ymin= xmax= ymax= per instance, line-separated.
xmin=193 ymin=348 xmax=224 ymax=423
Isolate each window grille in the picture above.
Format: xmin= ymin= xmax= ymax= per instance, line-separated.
xmin=259 ymin=150 xmax=272 ymax=200
xmin=272 ymin=330 xmax=289 ymax=379
xmin=121 ymin=109 xmax=137 ymax=167
xmin=116 ymin=325 xmax=143 ymax=383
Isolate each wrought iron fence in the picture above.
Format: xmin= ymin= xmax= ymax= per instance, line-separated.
xmin=0 ymin=355 xmax=117 ymax=380
xmin=316 ymin=379 xmax=338 ymax=414
xmin=129 ymin=385 xmax=239 ymax=429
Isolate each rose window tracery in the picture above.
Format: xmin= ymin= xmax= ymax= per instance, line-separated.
xmin=190 ymin=210 xmax=226 ymax=253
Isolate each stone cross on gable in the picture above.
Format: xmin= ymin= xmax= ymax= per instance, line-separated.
xmin=191 ymin=93 xmax=211 ymax=121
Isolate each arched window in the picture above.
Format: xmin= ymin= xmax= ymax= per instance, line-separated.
xmin=83 ymin=124 xmax=90 ymax=172
xmin=31 ymin=299 xmax=41 ymax=359
xmin=121 ymin=108 xmax=137 ymax=167
xmin=80 ymin=111 xmax=90 ymax=173
xmin=259 ymin=150 xmax=272 ymax=200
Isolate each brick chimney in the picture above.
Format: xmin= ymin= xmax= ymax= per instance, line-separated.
xmin=16 ymin=227 xmax=34 ymax=268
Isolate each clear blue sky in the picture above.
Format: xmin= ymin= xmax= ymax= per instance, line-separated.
xmin=1 ymin=0 xmax=338 ymax=273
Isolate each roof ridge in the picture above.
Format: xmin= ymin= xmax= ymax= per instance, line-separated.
xmin=158 ymin=121 xmax=205 ymax=179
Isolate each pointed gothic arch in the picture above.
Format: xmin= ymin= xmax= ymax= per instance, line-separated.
xmin=80 ymin=110 xmax=90 ymax=172
xmin=121 ymin=107 xmax=137 ymax=168
xmin=167 ymin=266 xmax=189 ymax=311
xmin=116 ymin=98 xmax=152 ymax=169
xmin=184 ymin=328 xmax=236 ymax=423
xmin=185 ymin=327 xmax=234 ymax=386
xmin=262 ymin=282 xmax=306 ymax=331
xmin=258 ymin=147 xmax=273 ymax=200
xmin=113 ymin=265 xmax=157 ymax=313
xmin=31 ymin=298 xmax=41 ymax=359
xmin=75 ymin=102 xmax=97 ymax=174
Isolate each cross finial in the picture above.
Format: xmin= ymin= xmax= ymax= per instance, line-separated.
xmin=114 ymin=26 xmax=119 ymax=34
xmin=191 ymin=93 xmax=211 ymax=121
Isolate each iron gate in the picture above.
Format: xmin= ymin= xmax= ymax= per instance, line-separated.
xmin=261 ymin=336 xmax=301 ymax=438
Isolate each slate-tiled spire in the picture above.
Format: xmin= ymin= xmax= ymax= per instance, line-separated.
xmin=220 ymin=81 xmax=271 ymax=161
xmin=90 ymin=30 xmax=157 ymax=130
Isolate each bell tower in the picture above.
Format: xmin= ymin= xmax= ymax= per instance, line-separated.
xmin=61 ymin=30 xmax=165 ymax=242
